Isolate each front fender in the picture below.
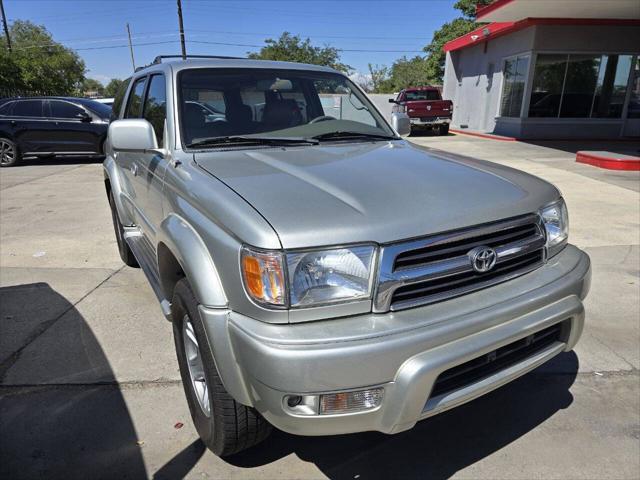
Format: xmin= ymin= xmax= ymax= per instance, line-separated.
xmin=157 ymin=213 xmax=228 ymax=308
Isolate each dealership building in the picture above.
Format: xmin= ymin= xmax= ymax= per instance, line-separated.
xmin=442 ymin=0 xmax=640 ymax=139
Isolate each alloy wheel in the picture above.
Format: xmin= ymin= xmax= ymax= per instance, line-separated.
xmin=0 ymin=140 xmax=15 ymax=166
xmin=182 ymin=315 xmax=211 ymax=417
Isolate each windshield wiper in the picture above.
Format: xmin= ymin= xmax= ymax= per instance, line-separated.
xmin=187 ymin=135 xmax=318 ymax=148
xmin=311 ymin=131 xmax=397 ymax=142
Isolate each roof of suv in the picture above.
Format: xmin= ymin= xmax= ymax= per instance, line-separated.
xmin=135 ymin=57 xmax=341 ymax=75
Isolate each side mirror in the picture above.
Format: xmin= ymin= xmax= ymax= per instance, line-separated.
xmin=80 ymin=113 xmax=92 ymax=123
xmin=109 ymin=119 xmax=158 ymax=152
xmin=388 ymin=98 xmax=397 ymax=104
xmin=391 ymin=112 xmax=411 ymax=137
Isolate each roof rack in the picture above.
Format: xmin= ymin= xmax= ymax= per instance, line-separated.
xmin=152 ymin=54 xmax=246 ymax=64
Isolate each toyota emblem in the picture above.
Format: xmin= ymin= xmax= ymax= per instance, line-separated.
xmin=468 ymin=246 xmax=497 ymax=273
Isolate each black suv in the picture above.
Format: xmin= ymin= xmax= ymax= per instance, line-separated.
xmin=0 ymin=97 xmax=112 ymax=167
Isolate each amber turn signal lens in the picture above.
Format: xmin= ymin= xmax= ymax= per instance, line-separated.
xmin=241 ymin=247 xmax=286 ymax=306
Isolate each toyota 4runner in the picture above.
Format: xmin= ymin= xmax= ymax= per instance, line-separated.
xmin=104 ymin=56 xmax=591 ymax=456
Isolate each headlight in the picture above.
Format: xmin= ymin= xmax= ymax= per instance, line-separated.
xmin=287 ymin=246 xmax=376 ymax=307
xmin=540 ymin=199 xmax=569 ymax=258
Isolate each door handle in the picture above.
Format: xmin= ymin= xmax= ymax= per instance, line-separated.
xmin=10 ymin=120 xmax=16 ymax=126
xmin=130 ymin=163 xmax=138 ymax=176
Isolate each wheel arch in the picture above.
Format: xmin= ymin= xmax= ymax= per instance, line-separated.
xmin=156 ymin=213 xmax=228 ymax=308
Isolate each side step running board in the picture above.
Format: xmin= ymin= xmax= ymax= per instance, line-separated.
xmin=123 ymin=228 xmax=173 ymax=321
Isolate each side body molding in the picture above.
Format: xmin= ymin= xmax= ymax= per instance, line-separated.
xmin=157 ymin=213 xmax=228 ymax=308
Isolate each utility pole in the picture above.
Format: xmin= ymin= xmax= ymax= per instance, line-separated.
xmin=0 ymin=0 xmax=12 ymax=52
xmin=126 ymin=23 xmax=135 ymax=71
xmin=176 ymin=0 xmax=186 ymax=59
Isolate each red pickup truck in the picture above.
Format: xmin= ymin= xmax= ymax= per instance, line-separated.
xmin=390 ymin=87 xmax=453 ymax=135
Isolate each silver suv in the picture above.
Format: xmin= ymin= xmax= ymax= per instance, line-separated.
xmin=104 ymin=56 xmax=591 ymax=456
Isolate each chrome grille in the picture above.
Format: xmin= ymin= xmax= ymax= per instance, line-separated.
xmin=374 ymin=214 xmax=546 ymax=312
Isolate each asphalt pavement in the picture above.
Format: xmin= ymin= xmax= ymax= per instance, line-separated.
xmin=1 ymin=138 xmax=639 ymax=479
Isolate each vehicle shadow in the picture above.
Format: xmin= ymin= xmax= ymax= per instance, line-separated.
xmin=0 ymin=283 xmax=148 ymax=479
xmin=228 ymin=352 xmax=579 ymax=479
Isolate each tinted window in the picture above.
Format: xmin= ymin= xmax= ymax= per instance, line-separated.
xmin=143 ymin=74 xmax=167 ymax=143
xmin=125 ymin=77 xmax=147 ymax=118
xmin=0 ymin=101 xmax=13 ymax=115
xmin=13 ymin=100 xmax=43 ymax=117
xmin=84 ymin=101 xmax=112 ymax=119
xmin=50 ymin=101 xmax=86 ymax=119
xmin=405 ymin=90 xmax=440 ymax=101
xmin=500 ymin=56 xmax=529 ymax=117
xmin=111 ymin=77 xmax=131 ymax=120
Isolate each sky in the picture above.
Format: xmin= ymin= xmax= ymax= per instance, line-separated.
xmin=4 ymin=0 xmax=460 ymax=84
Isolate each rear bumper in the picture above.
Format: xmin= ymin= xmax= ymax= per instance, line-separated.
xmin=199 ymin=245 xmax=590 ymax=436
xmin=410 ymin=117 xmax=451 ymax=126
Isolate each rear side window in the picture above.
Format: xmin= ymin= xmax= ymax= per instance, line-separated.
xmin=12 ymin=100 xmax=43 ymax=117
xmin=125 ymin=77 xmax=147 ymax=118
xmin=111 ymin=77 xmax=131 ymax=120
xmin=0 ymin=101 xmax=13 ymax=115
xmin=49 ymin=101 xmax=86 ymax=119
xmin=143 ymin=74 xmax=167 ymax=143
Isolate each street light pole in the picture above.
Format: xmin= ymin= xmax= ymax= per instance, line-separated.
xmin=0 ymin=0 xmax=12 ymax=52
xmin=176 ymin=0 xmax=186 ymax=59
xmin=126 ymin=23 xmax=136 ymax=71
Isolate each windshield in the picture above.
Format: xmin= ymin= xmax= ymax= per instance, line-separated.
xmin=179 ymin=68 xmax=396 ymax=146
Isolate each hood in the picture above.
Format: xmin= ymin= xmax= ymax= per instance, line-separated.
xmin=195 ymin=141 xmax=558 ymax=249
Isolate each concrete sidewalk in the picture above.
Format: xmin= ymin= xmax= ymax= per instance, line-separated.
xmin=1 ymin=140 xmax=638 ymax=479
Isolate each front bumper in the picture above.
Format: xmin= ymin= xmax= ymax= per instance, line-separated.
xmin=199 ymin=245 xmax=590 ymax=436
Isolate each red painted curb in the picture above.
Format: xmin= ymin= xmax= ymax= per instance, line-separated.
xmin=576 ymin=151 xmax=640 ymax=171
xmin=449 ymin=129 xmax=518 ymax=142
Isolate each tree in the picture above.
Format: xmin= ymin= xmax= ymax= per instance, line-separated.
xmin=104 ymin=78 xmax=125 ymax=97
xmin=368 ymin=63 xmax=390 ymax=93
xmin=81 ymin=78 xmax=104 ymax=97
xmin=248 ymin=32 xmax=351 ymax=73
xmin=0 ymin=20 xmax=85 ymax=95
xmin=422 ymin=0 xmax=493 ymax=83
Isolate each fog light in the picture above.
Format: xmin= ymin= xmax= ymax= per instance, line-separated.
xmin=319 ymin=388 xmax=383 ymax=415
xmin=286 ymin=395 xmax=302 ymax=407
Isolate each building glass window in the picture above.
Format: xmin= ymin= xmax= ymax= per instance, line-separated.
xmin=592 ymin=55 xmax=634 ymax=118
xmin=500 ymin=55 xmax=529 ymax=117
xmin=528 ymin=54 xmax=568 ymax=118
xmin=560 ymin=55 xmax=600 ymax=118
xmin=528 ymin=53 xmax=633 ymax=119
xmin=627 ymin=57 xmax=640 ymax=119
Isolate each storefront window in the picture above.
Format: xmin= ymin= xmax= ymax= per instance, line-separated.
xmin=529 ymin=54 xmax=569 ymax=117
xmin=528 ymin=53 xmax=633 ymax=119
xmin=627 ymin=57 xmax=640 ymax=119
xmin=592 ymin=55 xmax=633 ymax=118
xmin=500 ymin=55 xmax=529 ymax=117
xmin=560 ymin=55 xmax=600 ymax=118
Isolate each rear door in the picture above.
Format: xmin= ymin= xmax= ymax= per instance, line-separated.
xmin=7 ymin=99 xmax=51 ymax=154
xmin=46 ymin=100 xmax=102 ymax=154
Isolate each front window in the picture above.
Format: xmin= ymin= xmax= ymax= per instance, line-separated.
xmin=529 ymin=53 xmax=633 ymax=118
xmin=178 ymin=68 xmax=395 ymax=147
xmin=499 ymin=55 xmax=529 ymax=117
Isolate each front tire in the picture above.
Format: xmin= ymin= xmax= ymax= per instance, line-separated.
xmin=439 ymin=124 xmax=450 ymax=136
xmin=172 ymin=278 xmax=272 ymax=457
xmin=0 ymin=137 xmax=20 ymax=167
